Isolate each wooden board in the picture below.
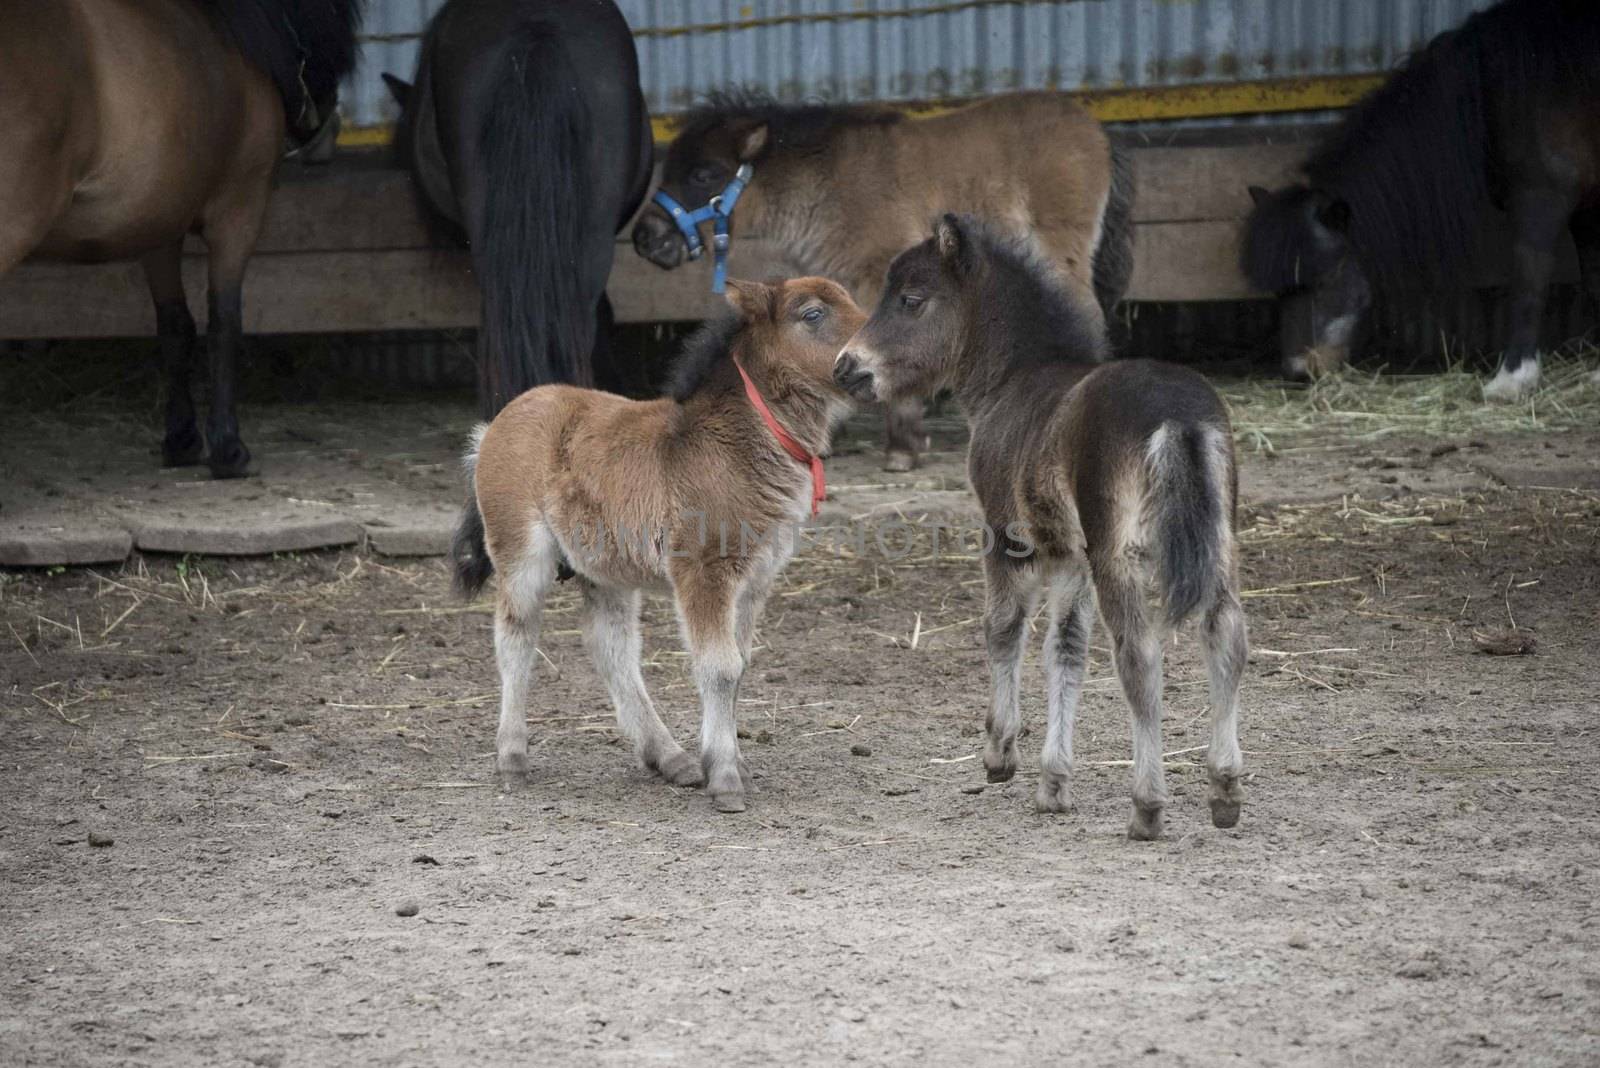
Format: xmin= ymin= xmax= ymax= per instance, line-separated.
xmin=0 ymin=142 xmax=1531 ymax=337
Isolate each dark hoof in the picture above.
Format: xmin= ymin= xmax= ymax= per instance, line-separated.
xmin=162 ymin=427 xmax=204 ymax=467
xmin=1210 ymin=798 xmax=1242 ymax=829
xmin=653 ymin=750 xmax=705 ymax=788
xmin=207 ymin=438 xmax=252 ymax=479
xmin=883 ymin=450 xmax=917 ymax=473
xmin=1128 ymin=804 xmax=1164 ymax=841
xmin=985 ymin=764 xmax=1017 ymax=784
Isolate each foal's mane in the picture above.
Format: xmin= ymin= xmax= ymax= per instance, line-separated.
xmin=204 ymin=0 xmax=364 ymax=130
xmin=960 ymin=219 xmax=1108 ymax=368
xmin=677 ymin=88 xmax=902 ymax=157
xmin=1291 ymin=0 xmax=1599 ymax=294
xmin=664 ymin=315 xmax=744 ymax=401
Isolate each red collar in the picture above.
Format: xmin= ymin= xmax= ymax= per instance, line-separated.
xmin=733 ymin=357 xmax=825 ymax=519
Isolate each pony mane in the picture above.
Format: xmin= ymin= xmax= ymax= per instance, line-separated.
xmin=677 ymin=88 xmax=902 ymax=158
xmin=1300 ymin=0 xmax=1600 ymax=294
xmin=664 ymin=314 xmax=744 ymax=401
xmin=959 ymin=217 xmax=1108 ymax=368
xmin=206 ymin=0 xmax=364 ymax=132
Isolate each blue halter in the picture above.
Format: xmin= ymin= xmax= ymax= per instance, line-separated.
xmin=651 ymin=163 xmax=754 ymax=294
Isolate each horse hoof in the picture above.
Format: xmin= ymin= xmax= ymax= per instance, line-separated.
xmin=1210 ymin=798 xmax=1242 ymax=829
xmin=207 ymin=439 xmax=252 ymax=479
xmin=653 ymin=750 xmax=705 ymax=788
xmin=1483 ymin=362 xmax=1539 ymax=403
xmin=1127 ymin=804 xmax=1164 ymax=841
xmin=882 ymin=450 xmax=916 ymax=473
xmin=498 ymin=752 xmax=530 ymax=790
xmin=162 ymin=428 xmax=204 ymax=467
xmin=1035 ymin=773 xmax=1072 ymax=814
xmin=710 ymin=791 xmax=747 ymax=813
xmin=985 ymin=763 xmax=1017 ymax=784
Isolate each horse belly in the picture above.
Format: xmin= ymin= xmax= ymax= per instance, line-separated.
xmin=31 ymin=0 xmax=252 ymax=263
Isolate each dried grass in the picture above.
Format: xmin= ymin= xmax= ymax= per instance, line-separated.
xmin=1221 ymin=340 xmax=1600 ymax=453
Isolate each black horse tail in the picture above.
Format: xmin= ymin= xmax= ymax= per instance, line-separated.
xmin=476 ymin=23 xmax=592 ymax=415
xmin=451 ymin=426 xmax=494 ymax=599
xmin=1144 ymin=421 xmax=1233 ymax=628
xmin=1091 ymin=143 xmax=1135 ymax=327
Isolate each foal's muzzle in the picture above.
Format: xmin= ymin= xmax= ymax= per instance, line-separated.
xmin=833 ymin=352 xmax=878 ymax=402
xmin=631 ymin=212 xmax=686 ymax=270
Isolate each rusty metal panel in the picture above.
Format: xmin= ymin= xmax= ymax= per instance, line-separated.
xmin=339 ymin=0 xmax=1500 ymax=129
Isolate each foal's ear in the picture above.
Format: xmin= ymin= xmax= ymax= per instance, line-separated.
xmin=736 ymin=124 xmax=770 ymax=162
xmin=381 ymin=73 xmax=412 ymax=109
xmin=1247 ymin=184 xmax=1272 ymax=207
xmin=935 ymin=213 xmax=968 ymax=272
xmin=724 ymin=278 xmax=774 ymax=321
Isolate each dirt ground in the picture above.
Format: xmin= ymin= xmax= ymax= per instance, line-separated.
xmin=2 ymin=389 xmax=1599 ymax=1066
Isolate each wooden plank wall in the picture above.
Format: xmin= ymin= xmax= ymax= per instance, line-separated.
xmin=0 ymin=144 xmax=1309 ymax=338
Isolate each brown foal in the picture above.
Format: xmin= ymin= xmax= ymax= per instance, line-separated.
xmin=454 ymin=277 xmax=864 ymax=812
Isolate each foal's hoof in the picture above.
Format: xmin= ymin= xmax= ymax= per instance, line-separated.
xmin=653 ymin=750 xmax=705 ymax=788
xmin=983 ymin=745 xmax=1018 ymax=784
xmin=1035 ymin=772 xmax=1072 ymax=814
xmin=162 ymin=427 xmax=204 ymax=467
xmin=207 ymin=437 xmax=253 ymax=479
xmin=1127 ymin=803 xmax=1165 ymax=841
xmin=882 ymin=449 xmax=917 ymax=473
xmin=710 ymin=791 xmax=747 ymax=814
xmin=1209 ymin=777 xmax=1245 ymax=829
xmin=497 ymin=752 xmax=530 ymax=791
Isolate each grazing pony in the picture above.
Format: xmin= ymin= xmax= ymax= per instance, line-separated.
xmin=633 ymin=90 xmax=1133 ymax=472
xmin=1243 ymin=0 xmax=1600 ymax=400
xmin=0 ymin=0 xmax=363 ymax=477
xmin=385 ymin=0 xmax=654 ymax=413
xmin=836 ymin=216 xmax=1246 ymax=840
xmin=453 ymin=277 xmax=864 ymax=813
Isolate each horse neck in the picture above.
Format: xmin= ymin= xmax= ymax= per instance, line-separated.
xmin=738 ymin=153 xmax=853 ymax=281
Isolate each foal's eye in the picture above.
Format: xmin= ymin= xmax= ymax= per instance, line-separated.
xmin=689 ymin=165 xmax=721 ymax=186
xmin=801 ymin=307 xmax=825 ymax=324
xmin=900 ymin=294 xmax=925 ymax=311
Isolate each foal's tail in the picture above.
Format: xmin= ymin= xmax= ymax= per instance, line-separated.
xmin=1091 ymin=143 xmax=1136 ymax=325
xmin=475 ymin=22 xmax=593 ymax=415
xmin=1143 ymin=421 xmax=1235 ymax=627
xmin=451 ymin=426 xmax=494 ymax=600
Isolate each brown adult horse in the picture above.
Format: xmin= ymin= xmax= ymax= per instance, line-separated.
xmin=633 ymin=90 xmax=1133 ymax=472
xmin=0 ymin=0 xmax=363 ymax=477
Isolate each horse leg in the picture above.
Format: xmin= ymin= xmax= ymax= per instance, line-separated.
xmin=581 ymin=583 xmax=702 ymax=787
xmin=198 ymin=163 xmax=272 ymax=478
xmin=674 ymin=568 xmax=749 ymax=812
xmin=882 ymin=398 xmax=927 ymax=473
xmin=982 ymin=557 xmax=1037 ymax=784
xmin=1572 ymin=208 xmax=1600 ymax=388
xmin=1201 ymin=586 xmax=1248 ymax=829
xmin=494 ymin=522 xmax=559 ymax=788
xmin=1036 ymin=565 xmax=1093 ymax=813
xmin=140 ymin=242 xmax=203 ymax=466
xmin=1485 ymin=186 xmax=1575 ymax=402
xmin=1094 ymin=565 xmax=1167 ymax=841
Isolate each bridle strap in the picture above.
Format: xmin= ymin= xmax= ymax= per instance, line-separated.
xmin=732 ymin=356 xmax=825 ymax=519
xmin=651 ymin=163 xmax=754 ymax=294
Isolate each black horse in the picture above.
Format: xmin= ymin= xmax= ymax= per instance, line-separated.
xmin=384 ymin=0 xmax=653 ymax=414
xmin=1243 ymin=0 xmax=1600 ymax=401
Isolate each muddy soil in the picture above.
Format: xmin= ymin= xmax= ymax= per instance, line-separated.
xmin=3 ymin=399 xmax=1599 ymax=1066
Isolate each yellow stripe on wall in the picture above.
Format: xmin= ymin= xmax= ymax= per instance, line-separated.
xmin=336 ymin=74 xmax=1384 ymax=149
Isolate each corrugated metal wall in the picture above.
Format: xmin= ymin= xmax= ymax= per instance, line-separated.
xmin=342 ymin=0 xmax=1497 ymax=129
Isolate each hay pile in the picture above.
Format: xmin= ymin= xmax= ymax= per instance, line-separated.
xmin=1220 ymin=341 xmax=1600 ymax=454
